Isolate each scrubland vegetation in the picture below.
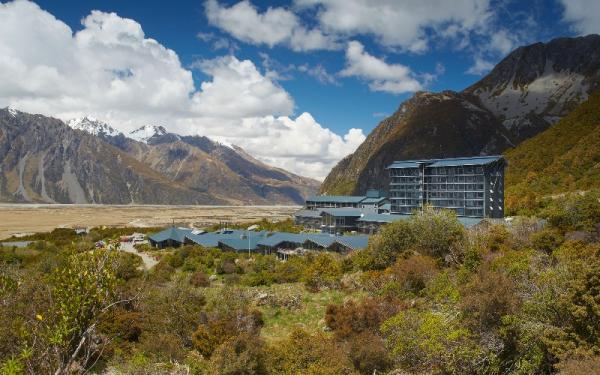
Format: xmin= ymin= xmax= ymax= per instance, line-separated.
xmin=1 ymin=199 xmax=599 ymax=374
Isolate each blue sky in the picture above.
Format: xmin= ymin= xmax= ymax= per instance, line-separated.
xmin=0 ymin=0 xmax=598 ymax=178
xmin=32 ymin=0 xmax=569 ymax=132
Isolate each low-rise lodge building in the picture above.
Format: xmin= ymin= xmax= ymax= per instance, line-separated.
xmin=148 ymin=227 xmax=369 ymax=257
xmin=305 ymin=189 xmax=388 ymax=211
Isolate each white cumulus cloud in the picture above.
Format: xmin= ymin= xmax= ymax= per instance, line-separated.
xmin=204 ymin=0 xmax=338 ymax=52
xmin=225 ymin=114 xmax=365 ymax=180
xmin=340 ymin=41 xmax=422 ymax=94
xmin=295 ymin=0 xmax=492 ymax=52
xmin=559 ymin=0 xmax=600 ymax=35
xmin=0 ymin=0 xmax=361 ymax=179
xmin=466 ymin=56 xmax=495 ymax=75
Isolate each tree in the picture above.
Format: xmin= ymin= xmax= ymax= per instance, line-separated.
xmin=139 ymin=277 xmax=206 ymax=356
xmin=386 ymin=254 xmax=439 ymax=295
xmin=410 ymin=207 xmax=466 ymax=262
xmin=358 ymin=207 xmax=466 ymax=270
xmin=460 ymin=268 xmax=520 ymax=331
xmin=345 ymin=332 xmax=392 ymax=375
xmin=381 ymin=308 xmax=489 ymax=374
xmin=192 ymin=287 xmax=263 ymax=358
xmin=325 ymin=297 xmax=401 ymax=340
xmin=360 ymin=219 xmax=414 ymax=270
xmin=266 ymin=328 xmax=357 ymax=375
xmin=23 ymin=249 xmax=126 ymax=374
xmin=302 ymin=253 xmax=343 ymax=291
xmin=207 ymin=333 xmax=267 ymax=375
xmin=190 ymin=270 xmax=211 ymax=287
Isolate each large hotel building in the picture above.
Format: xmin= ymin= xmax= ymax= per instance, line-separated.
xmin=387 ymin=156 xmax=505 ymax=218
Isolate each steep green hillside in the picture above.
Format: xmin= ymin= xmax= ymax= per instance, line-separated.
xmin=505 ymin=90 xmax=600 ymax=213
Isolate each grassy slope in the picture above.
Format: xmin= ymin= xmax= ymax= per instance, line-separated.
xmin=258 ymin=285 xmax=363 ymax=342
xmin=504 ymin=90 xmax=600 ymax=213
xmin=202 ymin=282 xmax=364 ymax=343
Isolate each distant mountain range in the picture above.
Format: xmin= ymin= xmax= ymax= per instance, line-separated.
xmin=321 ymin=34 xmax=600 ymax=195
xmin=0 ymin=110 xmax=319 ymax=205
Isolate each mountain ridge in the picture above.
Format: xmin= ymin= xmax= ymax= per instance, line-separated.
xmin=0 ymin=109 xmax=319 ymax=205
xmin=320 ymin=34 xmax=600 ymax=195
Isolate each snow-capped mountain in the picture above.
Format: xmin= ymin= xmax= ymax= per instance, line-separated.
xmin=0 ymin=108 xmax=319 ymax=205
xmin=67 ymin=116 xmax=121 ymax=137
xmin=128 ymin=125 xmax=169 ymax=143
xmin=67 ymin=118 xmax=171 ymax=144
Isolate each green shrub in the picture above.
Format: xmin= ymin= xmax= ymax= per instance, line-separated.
xmin=189 ymin=270 xmax=211 ymax=287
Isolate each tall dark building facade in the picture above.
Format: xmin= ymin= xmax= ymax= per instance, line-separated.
xmin=387 ymin=156 xmax=505 ymax=218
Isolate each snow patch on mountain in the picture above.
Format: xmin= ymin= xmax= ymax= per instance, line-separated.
xmin=473 ymin=62 xmax=589 ymax=130
xmin=129 ymin=125 xmax=168 ymax=143
xmin=7 ymin=106 xmax=18 ymax=117
xmin=67 ymin=116 xmax=121 ymax=137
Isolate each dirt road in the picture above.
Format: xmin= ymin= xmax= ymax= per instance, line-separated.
xmin=0 ymin=204 xmax=299 ymax=239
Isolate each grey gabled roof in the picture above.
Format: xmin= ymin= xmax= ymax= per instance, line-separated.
xmin=303 ymin=236 xmax=337 ymax=248
xmin=320 ymin=208 xmax=364 ymax=217
xmin=357 ymin=214 xmax=410 ymax=223
xmin=357 ymin=214 xmax=484 ymax=228
xmin=333 ymin=235 xmax=370 ymax=250
xmin=148 ymin=227 xmax=371 ymax=251
xmin=186 ymin=230 xmax=267 ymax=247
xmin=306 ymin=195 xmax=367 ymax=203
xmin=457 ymin=217 xmax=485 ymax=228
xmin=149 ymin=226 xmax=190 ymax=243
xmin=293 ymin=209 xmax=323 ymax=219
xmin=218 ymin=237 xmax=263 ymax=251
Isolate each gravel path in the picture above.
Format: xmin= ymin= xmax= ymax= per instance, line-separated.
xmin=119 ymin=241 xmax=158 ymax=269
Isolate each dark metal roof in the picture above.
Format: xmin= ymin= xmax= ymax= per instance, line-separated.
xmin=360 ymin=197 xmax=388 ymax=204
xmin=387 ymin=155 xmax=504 ymax=169
xmin=427 ymin=156 xmax=504 ymax=167
xmin=386 ymin=161 xmax=421 ymax=169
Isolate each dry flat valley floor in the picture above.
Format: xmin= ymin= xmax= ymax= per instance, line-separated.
xmin=0 ymin=204 xmax=299 ymax=239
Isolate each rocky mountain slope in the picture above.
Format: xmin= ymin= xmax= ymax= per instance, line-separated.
xmin=0 ymin=109 xmax=319 ymax=205
xmin=504 ymin=89 xmax=600 ymax=213
xmin=465 ymin=35 xmax=600 ymax=141
xmin=321 ymin=34 xmax=600 ymax=195
xmin=113 ymin=131 xmax=319 ymax=205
